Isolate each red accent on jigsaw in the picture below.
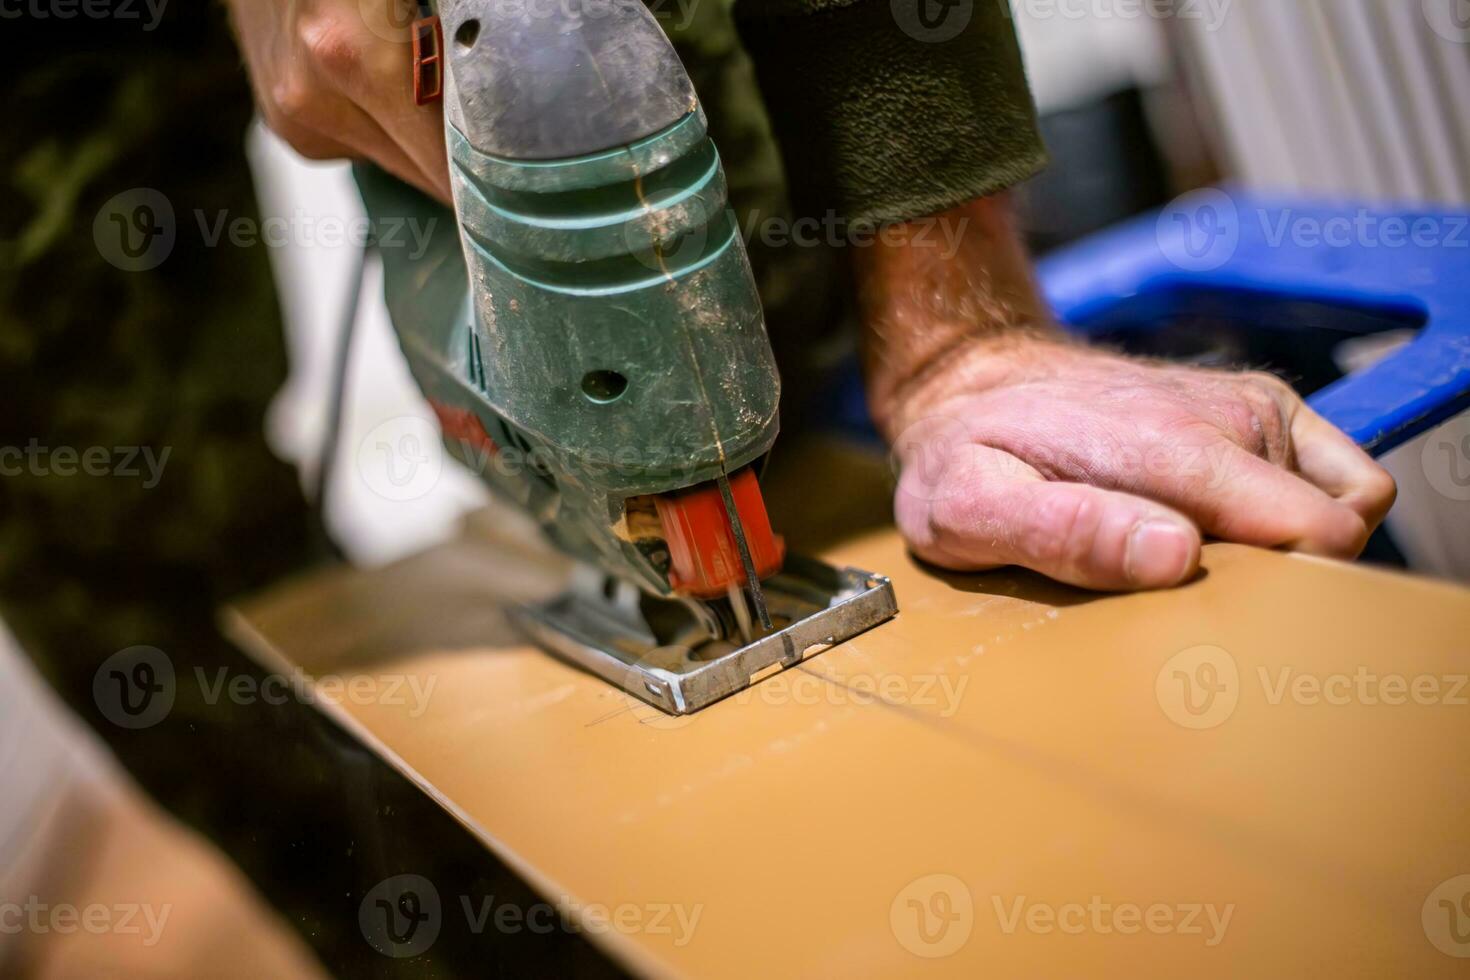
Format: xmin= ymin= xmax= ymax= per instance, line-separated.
xmin=655 ymin=469 xmax=785 ymax=600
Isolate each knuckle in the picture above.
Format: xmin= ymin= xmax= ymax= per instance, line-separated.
xmin=1315 ymin=506 xmax=1369 ymax=557
xmin=298 ymin=15 xmax=361 ymax=81
xmin=268 ymin=74 xmax=317 ymax=125
xmin=1018 ymin=490 xmax=1098 ymax=570
xmin=263 ymin=77 xmax=343 ymax=160
xmin=1216 ymin=396 xmax=1263 ymax=447
xmin=1360 ymin=464 xmax=1398 ymax=513
xmin=894 ymin=490 xmax=940 ymax=554
xmin=928 ymin=480 xmax=984 ymax=540
xmin=1371 ymin=465 xmax=1398 ymax=504
xmin=1215 ymin=373 xmax=1294 ymax=461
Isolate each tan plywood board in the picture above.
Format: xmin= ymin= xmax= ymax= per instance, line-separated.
xmin=229 ymin=462 xmax=1470 ymax=977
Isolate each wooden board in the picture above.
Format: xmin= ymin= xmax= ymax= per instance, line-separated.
xmin=229 ymin=446 xmax=1470 ymax=978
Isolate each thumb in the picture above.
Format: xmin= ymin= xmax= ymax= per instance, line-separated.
xmin=896 ymin=442 xmax=1202 ymax=591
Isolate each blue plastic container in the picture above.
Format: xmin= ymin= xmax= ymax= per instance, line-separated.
xmin=1039 ymin=190 xmax=1470 ymax=456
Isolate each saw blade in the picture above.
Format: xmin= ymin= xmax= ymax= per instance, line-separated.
xmin=716 ymin=470 xmax=773 ymax=632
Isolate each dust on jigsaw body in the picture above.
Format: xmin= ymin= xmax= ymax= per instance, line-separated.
xmin=363 ymin=0 xmax=789 ymax=639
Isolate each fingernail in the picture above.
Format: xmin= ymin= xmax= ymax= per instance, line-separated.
xmin=1126 ymin=520 xmax=1195 ymax=587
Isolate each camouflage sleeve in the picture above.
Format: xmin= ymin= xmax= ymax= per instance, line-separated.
xmin=732 ymin=0 xmax=1048 ymax=224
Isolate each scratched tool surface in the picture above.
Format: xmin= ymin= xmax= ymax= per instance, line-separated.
xmin=229 ymin=444 xmax=1470 ymax=978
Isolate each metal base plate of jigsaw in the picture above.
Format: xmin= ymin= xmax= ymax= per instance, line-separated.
xmin=510 ymin=555 xmax=898 ymax=715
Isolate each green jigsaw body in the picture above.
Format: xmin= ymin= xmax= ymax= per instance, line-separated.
xmin=357 ymin=89 xmax=779 ymax=596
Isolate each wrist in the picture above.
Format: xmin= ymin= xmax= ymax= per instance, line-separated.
xmin=866 ymin=332 xmax=1075 ymax=442
xmin=852 ymin=194 xmax=1058 ymax=441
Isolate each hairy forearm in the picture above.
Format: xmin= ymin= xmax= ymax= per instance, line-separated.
xmin=854 ymin=195 xmax=1057 ymax=440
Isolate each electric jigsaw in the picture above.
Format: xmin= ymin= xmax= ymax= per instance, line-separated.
xmin=355 ymin=0 xmax=896 ymax=713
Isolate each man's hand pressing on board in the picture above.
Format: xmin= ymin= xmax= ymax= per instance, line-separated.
xmin=857 ymin=196 xmax=1397 ymax=592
